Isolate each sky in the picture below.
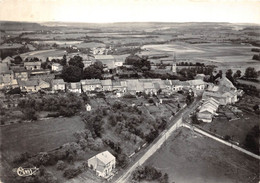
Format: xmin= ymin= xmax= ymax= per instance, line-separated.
xmin=0 ymin=0 xmax=259 ymax=24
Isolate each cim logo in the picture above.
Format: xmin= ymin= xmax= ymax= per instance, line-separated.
xmin=14 ymin=167 xmax=39 ymax=177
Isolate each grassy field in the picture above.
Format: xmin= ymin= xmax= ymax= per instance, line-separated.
xmin=199 ymin=110 xmax=259 ymax=145
xmin=0 ymin=116 xmax=85 ymax=163
xmin=144 ymin=128 xmax=259 ymax=183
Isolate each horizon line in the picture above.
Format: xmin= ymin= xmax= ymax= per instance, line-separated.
xmin=0 ymin=20 xmax=260 ymax=25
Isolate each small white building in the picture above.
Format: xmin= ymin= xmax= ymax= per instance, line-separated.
xmin=51 ymin=63 xmax=63 ymax=72
xmin=88 ymin=151 xmax=116 ymax=179
xmin=85 ymin=104 xmax=92 ymax=111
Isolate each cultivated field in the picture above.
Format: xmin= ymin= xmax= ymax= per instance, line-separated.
xmin=144 ymin=128 xmax=259 ymax=183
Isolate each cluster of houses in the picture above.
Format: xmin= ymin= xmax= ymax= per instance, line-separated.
xmin=197 ymin=76 xmax=243 ymax=123
xmin=0 ymin=56 xmax=53 ymax=91
xmin=50 ymin=78 xmax=206 ymax=96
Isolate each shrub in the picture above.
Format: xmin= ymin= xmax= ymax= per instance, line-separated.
xmin=224 ymin=135 xmax=231 ymax=141
xmin=63 ymin=168 xmax=82 ymax=179
xmin=56 ymin=160 xmax=66 ymax=170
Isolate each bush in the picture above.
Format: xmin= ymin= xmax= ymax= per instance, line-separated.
xmin=56 ymin=160 xmax=66 ymax=170
xmin=224 ymin=135 xmax=231 ymax=141
xmin=63 ymin=168 xmax=82 ymax=179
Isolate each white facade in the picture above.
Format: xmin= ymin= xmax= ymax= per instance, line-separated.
xmin=88 ymin=151 xmax=116 ymax=178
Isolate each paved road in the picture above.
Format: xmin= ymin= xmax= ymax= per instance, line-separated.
xmin=115 ymin=98 xmax=201 ymax=183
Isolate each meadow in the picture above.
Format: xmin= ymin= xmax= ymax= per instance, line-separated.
xmin=145 ymin=128 xmax=259 ymax=183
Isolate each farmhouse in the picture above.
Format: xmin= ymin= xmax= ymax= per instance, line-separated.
xmin=52 ymin=79 xmax=66 ymax=92
xmin=81 ymin=79 xmax=102 ymax=92
xmin=203 ymin=77 xmax=239 ymax=105
xmin=186 ymin=79 xmax=206 ymax=90
xmin=24 ymin=61 xmax=41 ymax=70
xmin=197 ymin=98 xmax=220 ymax=123
xmin=88 ymin=151 xmax=116 ymax=179
xmin=66 ymin=82 xmax=82 ymax=93
xmin=18 ymin=79 xmax=50 ymax=93
xmin=101 ymin=79 xmax=113 ymax=91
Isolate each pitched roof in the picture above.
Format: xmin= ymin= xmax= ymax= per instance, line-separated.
xmin=171 ymin=80 xmax=183 ymax=85
xmin=143 ymin=82 xmax=154 ymax=89
xmin=52 ymin=79 xmax=65 ymax=85
xmin=101 ymin=79 xmax=112 ymax=86
xmin=18 ymin=79 xmax=39 ymax=87
xmin=2 ymin=56 xmax=14 ymax=64
xmin=67 ymin=82 xmax=81 ymax=89
xmin=94 ymin=55 xmax=115 ymax=60
xmin=187 ymin=79 xmax=205 ymax=85
xmin=127 ymin=79 xmax=144 ymax=91
xmin=24 ymin=61 xmax=41 ymax=66
xmin=89 ymin=150 xmax=115 ymax=167
xmin=81 ymin=79 xmax=101 ymax=85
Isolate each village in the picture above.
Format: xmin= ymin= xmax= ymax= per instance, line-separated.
xmin=0 ymin=20 xmax=260 ymax=183
xmin=1 ymin=44 xmax=259 ymax=183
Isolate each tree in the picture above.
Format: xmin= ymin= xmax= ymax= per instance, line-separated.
xmin=68 ymin=55 xmax=84 ymax=69
xmin=244 ymin=67 xmax=258 ymax=79
xmin=233 ymin=70 xmax=241 ymax=80
xmin=125 ymin=55 xmax=151 ymax=71
xmin=83 ymin=62 xmax=103 ymax=79
xmin=244 ymin=125 xmax=259 ymax=155
xmin=225 ymin=69 xmax=234 ymax=84
xmin=14 ymin=56 xmax=23 ymax=64
xmin=61 ymin=65 xmax=82 ymax=82
xmin=61 ymin=55 xmax=67 ymax=66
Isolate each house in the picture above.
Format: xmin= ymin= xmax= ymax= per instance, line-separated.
xmin=88 ymin=151 xmax=116 ymax=179
xmin=52 ymin=79 xmax=66 ymax=92
xmin=195 ymin=74 xmax=206 ymax=80
xmin=1 ymin=56 xmax=13 ymax=65
xmin=114 ymin=60 xmax=123 ymax=67
xmin=85 ymin=104 xmax=92 ymax=111
xmin=101 ymin=80 xmax=113 ymax=91
xmin=18 ymin=79 xmax=50 ymax=92
xmin=126 ymin=79 xmax=144 ymax=94
xmin=112 ymin=80 xmax=127 ymax=93
xmin=171 ymin=80 xmax=184 ymax=92
xmin=197 ymin=98 xmax=220 ymax=123
xmin=187 ymin=79 xmax=206 ymax=90
xmin=203 ymin=76 xmax=239 ymax=105
xmin=94 ymin=55 xmax=115 ymax=69
xmin=12 ymin=67 xmax=29 ymax=81
xmin=142 ymin=82 xmax=156 ymax=95
xmin=24 ymin=61 xmax=41 ymax=70
xmin=0 ymin=63 xmax=17 ymax=89
xmin=81 ymin=79 xmax=102 ymax=92
xmin=18 ymin=79 xmax=38 ymax=93
xmin=51 ymin=63 xmax=63 ymax=72
xmin=66 ymin=82 xmax=82 ymax=93
xmin=83 ymin=60 xmax=93 ymax=69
